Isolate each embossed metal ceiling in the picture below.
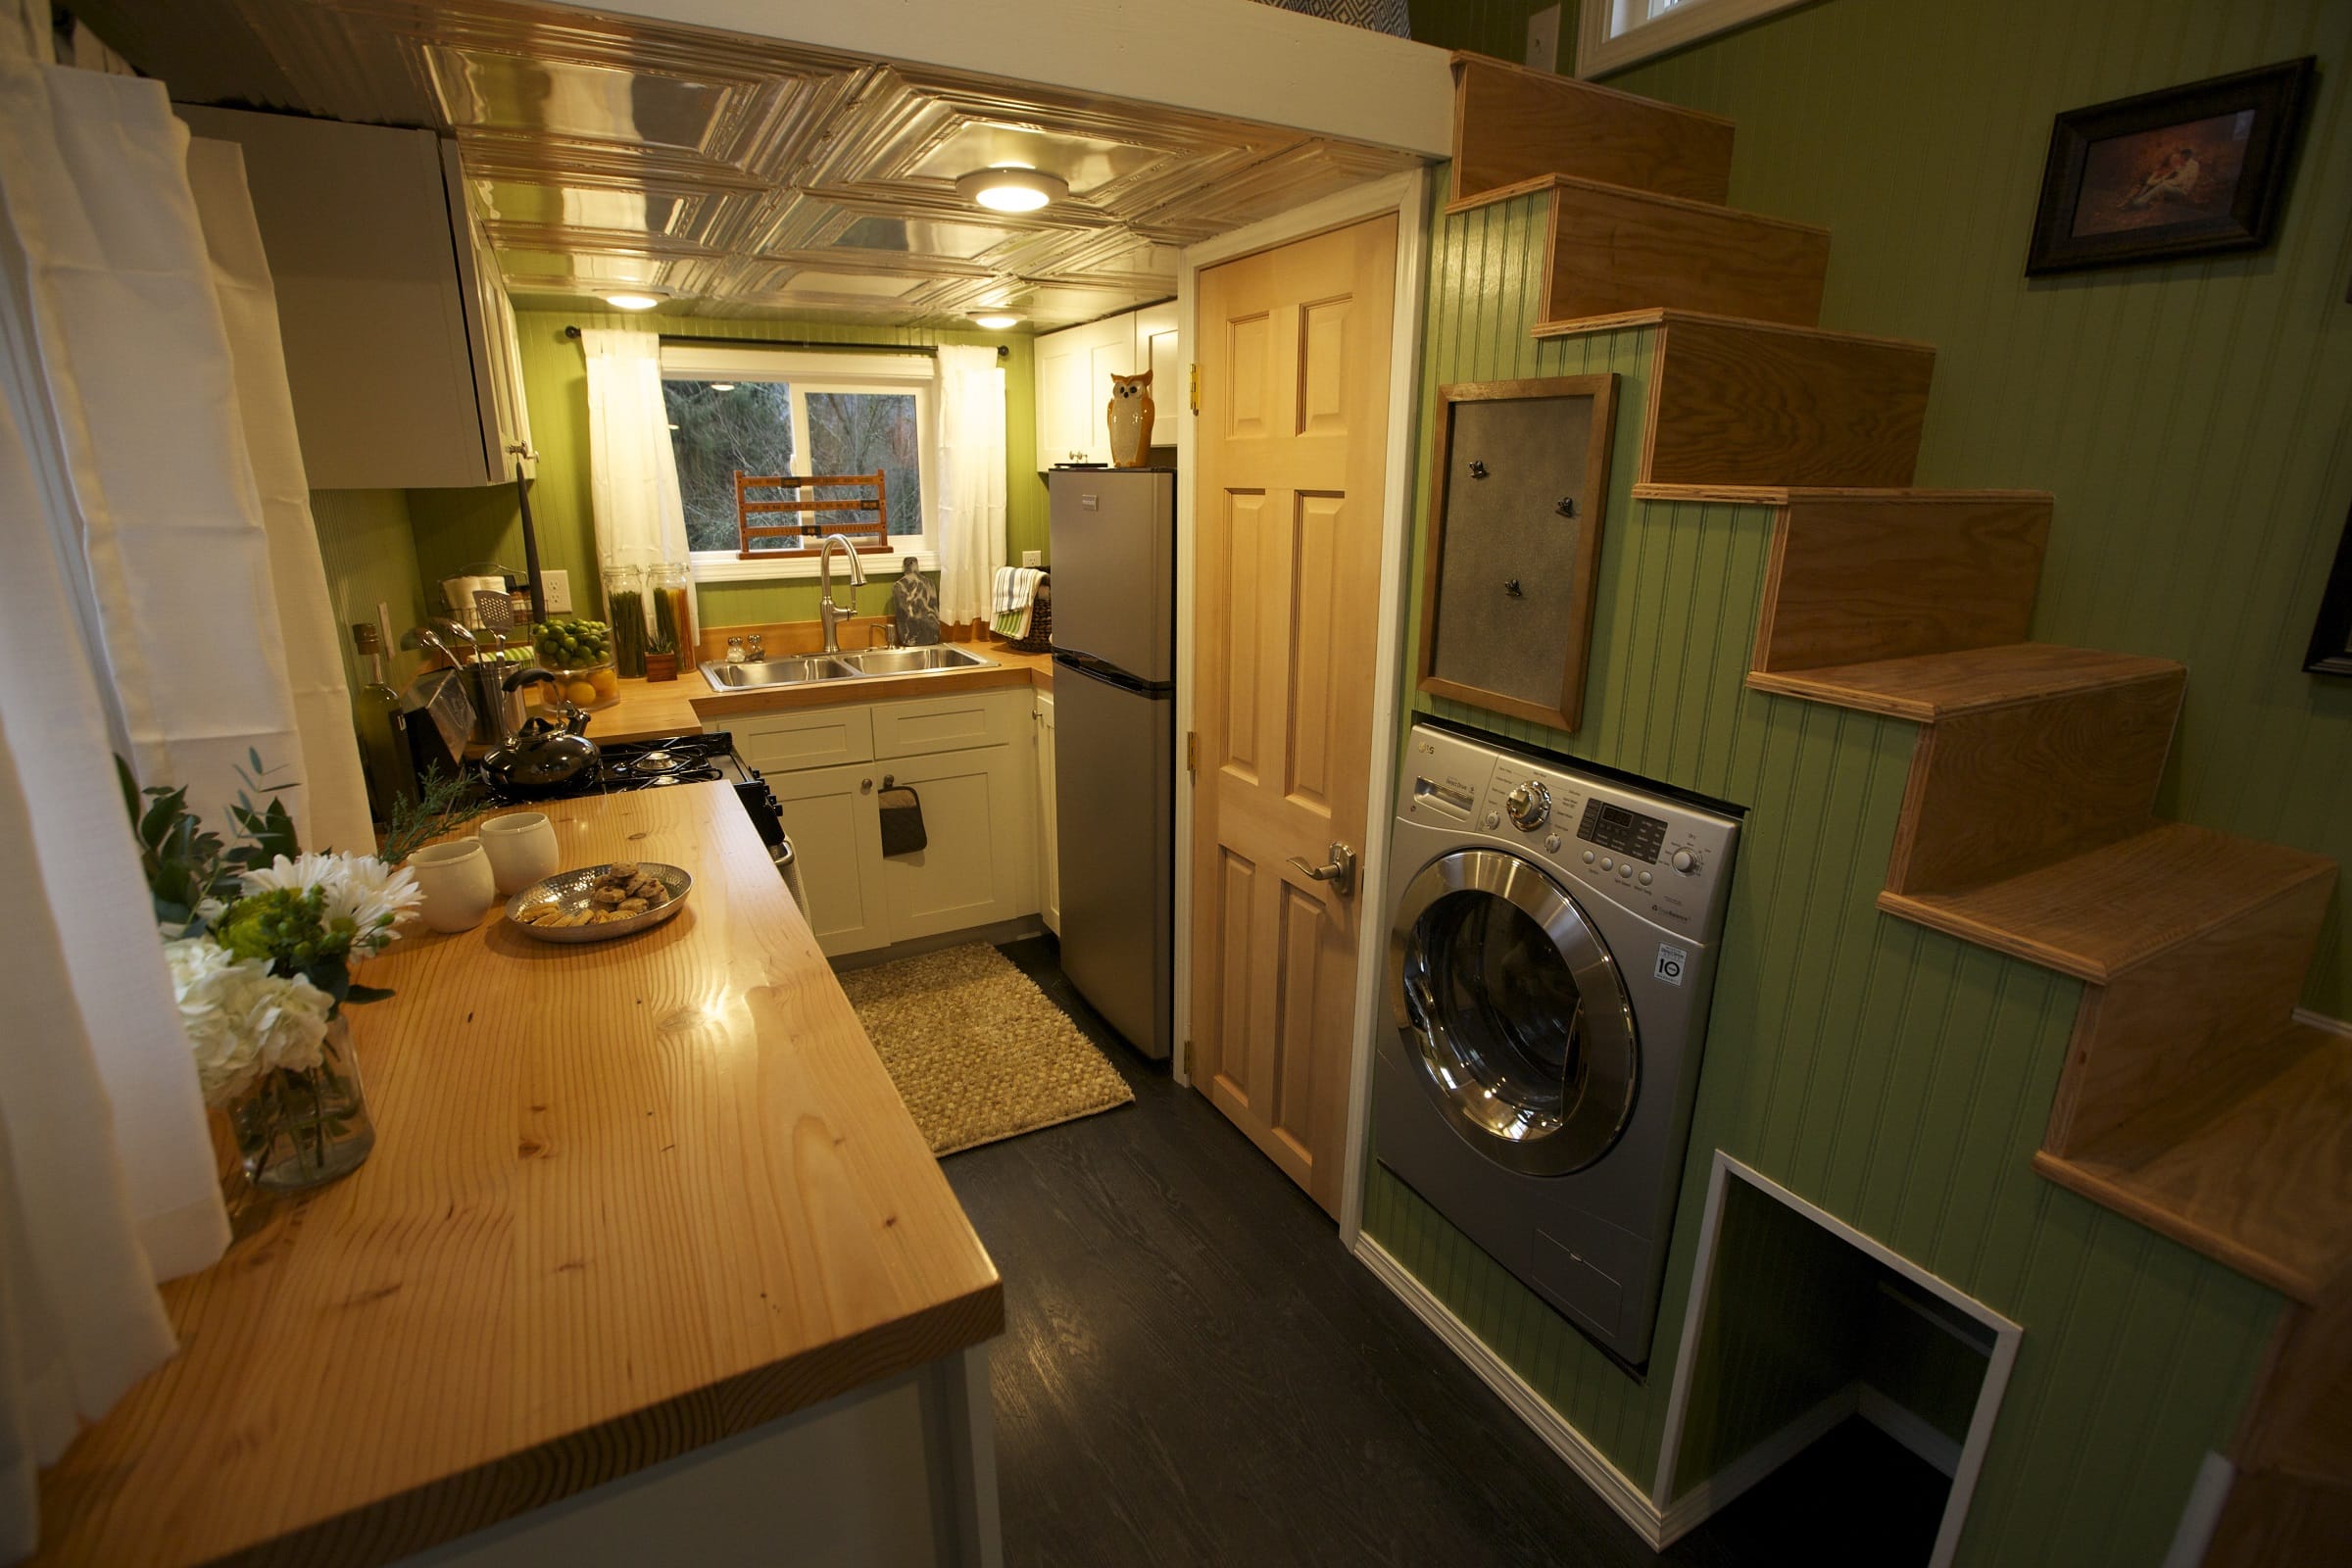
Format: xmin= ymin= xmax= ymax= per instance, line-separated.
xmin=77 ymin=0 xmax=1423 ymax=327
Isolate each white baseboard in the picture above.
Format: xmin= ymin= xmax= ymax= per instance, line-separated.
xmin=1656 ymin=1384 xmax=1858 ymax=1545
xmin=1353 ymin=1238 xmax=1666 ymax=1548
xmin=1858 ymin=1385 xmax=1962 ymax=1478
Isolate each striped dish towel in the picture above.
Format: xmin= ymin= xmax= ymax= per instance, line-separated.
xmin=990 ymin=565 xmax=1043 ymax=639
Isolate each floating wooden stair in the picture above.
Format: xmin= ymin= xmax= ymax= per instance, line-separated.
xmin=1543 ymin=312 xmax=1936 ymax=488
xmin=1449 ymin=52 xmax=1735 ymax=207
xmin=1451 ymin=175 xmax=1831 ymax=328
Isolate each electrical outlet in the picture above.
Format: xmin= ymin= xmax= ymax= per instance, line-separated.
xmin=1022 ymin=550 xmax=1042 ymax=568
xmin=540 ymin=568 xmax=572 ymax=614
xmin=1525 ymin=3 xmax=1561 ymax=71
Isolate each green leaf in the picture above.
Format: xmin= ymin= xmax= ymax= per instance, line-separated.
xmin=342 ymin=983 xmax=396 ymax=1004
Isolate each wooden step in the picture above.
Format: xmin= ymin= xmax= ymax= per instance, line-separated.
xmin=1746 ymin=642 xmax=2180 ymax=719
xmin=1539 ymin=310 xmax=1935 ymax=488
xmin=1449 ymin=52 xmax=1735 ymax=208
xmin=1879 ymin=822 xmax=2337 ymax=984
xmin=2034 ymin=1020 xmax=2352 ymax=1302
xmin=1452 ymin=174 xmax=1830 ymax=327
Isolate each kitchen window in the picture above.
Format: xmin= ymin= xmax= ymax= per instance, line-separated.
xmin=662 ymin=345 xmax=937 ymax=582
xmin=1577 ymin=0 xmax=1816 ymax=76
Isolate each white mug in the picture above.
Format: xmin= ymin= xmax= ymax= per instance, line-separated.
xmin=408 ymin=839 xmax=499 ymax=932
xmin=478 ymin=810 xmax=561 ymax=896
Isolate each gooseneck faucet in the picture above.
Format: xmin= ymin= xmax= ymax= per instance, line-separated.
xmin=817 ymin=533 xmax=866 ymax=654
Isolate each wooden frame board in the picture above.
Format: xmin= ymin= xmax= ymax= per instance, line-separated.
xmin=1415 ymin=374 xmax=1617 ymax=732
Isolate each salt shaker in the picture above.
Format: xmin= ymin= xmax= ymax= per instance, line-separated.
xmin=725 ymin=635 xmax=746 ymax=664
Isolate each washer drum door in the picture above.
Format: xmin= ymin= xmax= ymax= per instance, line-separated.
xmin=1388 ymin=848 xmax=1639 ymax=1176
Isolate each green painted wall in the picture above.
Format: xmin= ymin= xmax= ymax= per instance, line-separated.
xmin=408 ymin=310 xmax=1043 ymax=633
xmin=1610 ymin=0 xmax=2352 ymax=1014
xmin=1408 ymin=0 xmax=1576 ymax=71
xmin=1365 ymin=187 xmax=2286 ymax=1567
xmin=309 ymin=488 xmax=429 ymax=700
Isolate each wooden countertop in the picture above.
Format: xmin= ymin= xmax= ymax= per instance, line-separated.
xmin=34 ymin=783 xmax=1002 ymax=1567
xmin=568 ymin=645 xmax=1054 ymax=745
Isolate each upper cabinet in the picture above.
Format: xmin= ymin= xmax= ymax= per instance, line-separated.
xmin=1033 ymin=302 xmax=1178 ymax=470
xmin=175 ymin=106 xmax=533 ymax=491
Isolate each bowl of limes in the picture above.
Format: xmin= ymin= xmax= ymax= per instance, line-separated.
xmin=531 ymin=617 xmax=620 ymax=710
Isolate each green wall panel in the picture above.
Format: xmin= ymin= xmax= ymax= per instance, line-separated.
xmin=407 ymin=310 xmax=1043 ymax=631
xmin=309 ymin=487 xmax=429 ymax=710
xmin=1366 ymin=186 xmax=2286 ymax=1565
xmin=1406 ymin=0 xmax=1577 ymax=72
xmin=1611 ymin=0 xmax=2352 ymax=1014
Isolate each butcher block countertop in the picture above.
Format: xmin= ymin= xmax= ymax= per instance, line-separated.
xmin=33 ymin=782 xmax=1003 ymax=1568
xmin=571 ymin=643 xmax=1054 ymax=744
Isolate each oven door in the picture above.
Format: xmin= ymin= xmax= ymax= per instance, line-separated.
xmin=1388 ymin=848 xmax=1639 ymax=1176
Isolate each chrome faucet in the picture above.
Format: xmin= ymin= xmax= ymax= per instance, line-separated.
xmin=817 ymin=533 xmax=866 ymax=654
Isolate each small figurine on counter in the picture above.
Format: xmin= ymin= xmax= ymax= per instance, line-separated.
xmin=892 ymin=557 xmax=941 ymax=646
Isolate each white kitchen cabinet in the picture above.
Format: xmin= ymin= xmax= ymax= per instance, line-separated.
xmin=876 ymin=743 xmax=1037 ymax=942
xmin=767 ymin=760 xmax=892 ymax=956
xmin=1031 ymin=303 xmax=1176 ymax=469
xmin=1035 ymin=693 xmax=1059 ymax=935
xmin=174 ymin=105 xmax=533 ymax=490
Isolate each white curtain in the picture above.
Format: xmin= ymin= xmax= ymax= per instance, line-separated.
xmin=579 ymin=328 xmax=690 ymax=572
xmin=935 ymin=343 xmax=1006 ymax=628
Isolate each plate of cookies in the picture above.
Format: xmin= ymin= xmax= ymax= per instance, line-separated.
xmin=506 ymin=860 xmax=692 ymax=944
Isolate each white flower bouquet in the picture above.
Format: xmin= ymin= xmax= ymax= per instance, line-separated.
xmin=124 ymin=755 xmax=422 ymax=1189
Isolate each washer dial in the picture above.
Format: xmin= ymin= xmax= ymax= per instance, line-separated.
xmin=1505 ymin=779 xmax=1551 ymax=831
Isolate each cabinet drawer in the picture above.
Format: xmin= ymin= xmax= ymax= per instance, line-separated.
xmin=723 ymin=706 xmax=875 ymax=772
xmin=871 ymin=690 xmax=1027 ymax=760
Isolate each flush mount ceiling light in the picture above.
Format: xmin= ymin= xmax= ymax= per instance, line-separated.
xmin=955 ymin=166 xmax=1067 ymax=214
xmin=708 ymin=382 xmax=738 ymax=392
xmin=970 ymin=310 xmax=1023 ymax=330
xmin=603 ymin=291 xmax=663 ymax=311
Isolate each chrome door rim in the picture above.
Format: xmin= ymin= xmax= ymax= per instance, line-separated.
xmin=1388 ymin=848 xmax=1639 ymax=1175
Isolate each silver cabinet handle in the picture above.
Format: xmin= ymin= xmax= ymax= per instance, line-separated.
xmin=1286 ymin=842 xmax=1356 ymax=898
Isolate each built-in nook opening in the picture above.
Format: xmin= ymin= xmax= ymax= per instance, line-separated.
xmin=1652 ymin=1156 xmax=2021 ymax=1565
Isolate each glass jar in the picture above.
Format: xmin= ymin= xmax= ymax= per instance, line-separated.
xmin=602 ymin=564 xmax=649 ymax=678
xmin=648 ymin=562 xmax=696 ymax=667
xmin=229 ymin=1012 xmax=376 ymax=1192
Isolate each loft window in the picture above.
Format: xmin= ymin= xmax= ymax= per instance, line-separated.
xmin=1577 ymin=0 xmax=1816 ymax=76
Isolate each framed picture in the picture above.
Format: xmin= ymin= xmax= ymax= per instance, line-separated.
xmin=2305 ymin=504 xmax=2352 ymax=679
xmin=2026 ymin=57 xmax=2314 ymax=276
xmin=1416 ymin=375 xmax=1617 ymax=732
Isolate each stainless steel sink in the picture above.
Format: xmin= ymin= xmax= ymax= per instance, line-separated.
xmin=832 ymin=646 xmax=992 ymax=676
xmin=701 ymin=656 xmax=862 ymax=690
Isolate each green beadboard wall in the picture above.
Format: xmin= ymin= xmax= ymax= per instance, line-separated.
xmin=1365 ymin=187 xmax=2286 ymax=1567
xmin=1407 ymin=0 xmax=1575 ymax=71
xmin=309 ymin=488 xmax=429 ymax=704
xmin=1610 ymin=0 xmax=2352 ymax=1015
xmin=408 ymin=311 xmax=1043 ymax=630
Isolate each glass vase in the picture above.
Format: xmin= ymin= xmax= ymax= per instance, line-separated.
xmin=230 ymin=1013 xmax=376 ymax=1192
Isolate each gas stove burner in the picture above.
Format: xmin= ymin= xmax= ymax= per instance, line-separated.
xmin=617 ymin=748 xmax=689 ymax=775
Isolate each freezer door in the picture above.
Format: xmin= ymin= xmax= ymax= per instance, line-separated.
xmin=1053 ymin=657 xmax=1174 ymax=1058
xmin=1048 ymin=469 xmax=1175 ymax=684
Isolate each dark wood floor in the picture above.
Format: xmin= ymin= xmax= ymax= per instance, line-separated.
xmin=953 ymin=937 xmax=1945 ymax=1567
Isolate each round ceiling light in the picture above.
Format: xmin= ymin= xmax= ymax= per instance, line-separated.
xmin=955 ymin=166 xmax=1067 ymax=214
xmin=708 ymin=382 xmax=738 ymax=393
xmin=603 ymin=291 xmax=663 ymax=311
xmin=970 ymin=310 xmax=1023 ymax=330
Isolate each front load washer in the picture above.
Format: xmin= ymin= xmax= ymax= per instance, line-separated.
xmin=1375 ymin=717 xmax=1741 ymax=1368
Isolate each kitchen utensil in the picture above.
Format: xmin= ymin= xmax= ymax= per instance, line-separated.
xmin=478 ymin=810 xmax=562 ymax=895
xmin=472 ymin=589 xmax=516 ymax=636
xmin=480 ymin=668 xmax=601 ymax=798
xmin=506 ymin=861 xmax=693 ymax=944
xmin=408 ymin=839 xmax=498 ymax=932
xmin=440 ymin=574 xmax=506 ymax=630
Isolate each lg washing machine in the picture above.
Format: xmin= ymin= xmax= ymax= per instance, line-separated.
xmin=1375 ymin=717 xmax=1742 ymax=1368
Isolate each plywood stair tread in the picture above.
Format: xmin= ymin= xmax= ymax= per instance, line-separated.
xmin=1633 ymin=483 xmax=2055 ymax=505
xmin=2034 ymin=1021 xmax=2352 ymax=1302
xmin=1448 ymin=52 xmax=1735 ymax=207
xmin=1881 ymin=823 xmax=2337 ymax=984
xmin=1746 ymin=643 xmax=2183 ymax=719
xmin=1446 ymin=172 xmax=1828 ymax=229
xmin=1530 ymin=307 xmax=1934 ymax=353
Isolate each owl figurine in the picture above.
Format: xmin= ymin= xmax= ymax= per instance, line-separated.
xmin=1106 ymin=369 xmax=1154 ymax=468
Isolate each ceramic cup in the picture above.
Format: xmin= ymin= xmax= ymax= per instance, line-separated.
xmin=408 ymin=839 xmax=499 ymax=932
xmin=478 ymin=810 xmax=562 ymax=897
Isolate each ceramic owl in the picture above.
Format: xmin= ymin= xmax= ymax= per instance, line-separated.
xmin=1106 ymin=369 xmax=1154 ymax=467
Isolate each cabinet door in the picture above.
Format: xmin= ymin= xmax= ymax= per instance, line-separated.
xmin=877 ymin=744 xmax=1038 ymax=942
xmin=1036 ymin=328 xmax=1093 ymax=469
xmin=769 ymin=760 xmax=889 ymax=956
xmin=1082 ymin=319 xmax=1138 ymax=463
xmin=1036 ymin=693 xmax=1059 ymax=935
xmin=1133 ymin=301 xmax=1179 ymax=446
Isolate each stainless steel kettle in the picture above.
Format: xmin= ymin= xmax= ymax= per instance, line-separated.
xmin=480 ymin=668 xmax=600 ymax=798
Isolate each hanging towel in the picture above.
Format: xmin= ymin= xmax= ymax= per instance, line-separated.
xmin=991 ymin=565 xmax=1043 ymax=639
xmin=878 ymin=778 xmax=928 ymax=858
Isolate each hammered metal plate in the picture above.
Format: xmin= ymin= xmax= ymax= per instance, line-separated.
xmin=506 ymin=862 xmax=693 ymax=944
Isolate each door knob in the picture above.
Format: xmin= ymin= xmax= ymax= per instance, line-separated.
xmin=1286 ymin=842 xmax=1357 ymax=898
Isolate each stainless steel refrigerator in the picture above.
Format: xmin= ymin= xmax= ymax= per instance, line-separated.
xmin=1049 ymin=467 xmax=1176 ymax=1059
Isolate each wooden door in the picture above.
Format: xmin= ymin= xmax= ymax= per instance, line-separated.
xmin=1191 ymin=215 xmax=1397 ymax=1215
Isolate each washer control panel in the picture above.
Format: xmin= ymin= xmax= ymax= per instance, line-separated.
xmin=1400 ymin=723 xmax=1740 ymax=939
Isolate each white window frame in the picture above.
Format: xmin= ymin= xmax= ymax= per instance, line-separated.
xmin=1577 ymin=0 xmax=1817 ymax=78
xmin=661 ymin=345 xmax=939 ymax=584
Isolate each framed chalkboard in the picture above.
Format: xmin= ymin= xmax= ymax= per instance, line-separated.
xmin=1415 ymin=375 xmax=1618 ymax=731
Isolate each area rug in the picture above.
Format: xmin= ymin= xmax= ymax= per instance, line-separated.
xmin=840 ymin=943 xmax=1134 ymax=1155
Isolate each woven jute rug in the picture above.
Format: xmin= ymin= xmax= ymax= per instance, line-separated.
xmin=840 ymin=943 xmax=1134 ymax=1155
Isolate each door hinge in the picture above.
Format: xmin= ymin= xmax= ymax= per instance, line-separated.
xmin=1186 ymin=730 xmax=1199 ymax=773
xmin=1189 ymin=363 xmax=1200 ymax=416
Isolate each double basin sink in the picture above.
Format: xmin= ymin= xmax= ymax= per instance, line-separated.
xmin=701 ymin=644 xmax=994 ymax=691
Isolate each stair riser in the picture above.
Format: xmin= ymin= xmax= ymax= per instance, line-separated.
xmin=1754 ymin=496 xmax=2051 ymax=672
xmin=1451 ymin=54 xmax=1734 ymax=207
xmin=1645 ymin=318 xmax=1934 ymax=488
xmin=1543 ymin=183 xmax=1828 ymax=327
xmin=1886 ymin=671 xmax=2185 ymax=896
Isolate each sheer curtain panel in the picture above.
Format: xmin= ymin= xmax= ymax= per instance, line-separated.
xmin=579 ymin=328 xmax=690 ymax=572
xmin=935 ymin=343 xmax=1006 ymax=628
